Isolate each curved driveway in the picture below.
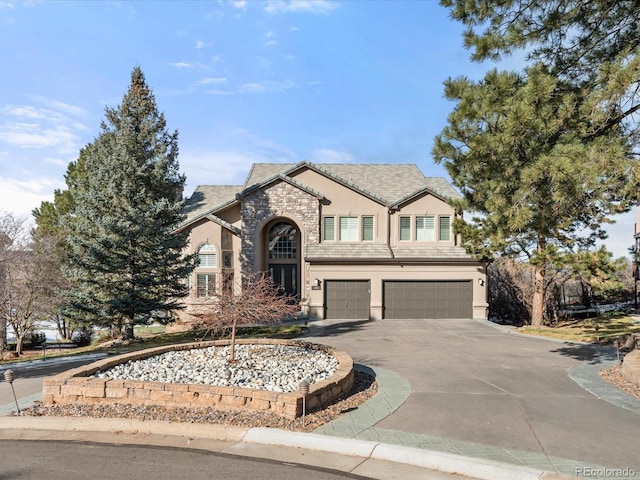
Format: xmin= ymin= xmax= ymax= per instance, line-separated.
xmin=311 ymin=318 xmax=640 ymax=473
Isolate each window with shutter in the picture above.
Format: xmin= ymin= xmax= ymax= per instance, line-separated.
xmin=439 ymin=216 xmax=451 ymax=241
xmin=323 ymin=216 xmax=335 ymax=241
xmin=362 ymin=216 xmax=374 ymax=241
xmin=399 ymin=216 xmax=411 ymax=241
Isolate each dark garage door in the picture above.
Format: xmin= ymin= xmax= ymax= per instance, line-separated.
xmin=325 ymin=280 xmax=371 ymax=319
xmin=383 ymin=280 xmax=472 ymax=319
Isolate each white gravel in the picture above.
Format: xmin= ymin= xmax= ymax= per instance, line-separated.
xmin=92 ymin=344 xmax=339 ymax=393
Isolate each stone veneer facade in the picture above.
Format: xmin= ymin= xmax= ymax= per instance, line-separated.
xmin=43 ymin=339 xmax=354 ymax=420
xmin=240 ymin=182 xmax=320 ymax=294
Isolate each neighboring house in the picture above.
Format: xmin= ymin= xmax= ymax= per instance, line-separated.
xmin=176 ymin=162 xmax=488 ymax=323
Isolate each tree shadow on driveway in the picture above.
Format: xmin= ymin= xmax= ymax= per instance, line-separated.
xmin=311 ymin=319 xmax=375 ymax=338
xmin=549 ymin=342 xmax=617 ymax=365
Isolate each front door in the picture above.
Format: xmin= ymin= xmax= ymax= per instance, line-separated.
xmin=269 ymin=263 xmax=298 ymax=297
xmin=265 ymin=219 xmax=301 ymax=300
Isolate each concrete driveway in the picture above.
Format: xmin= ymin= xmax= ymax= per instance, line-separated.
xmin=311 ymin=318 xmax=640 ymax=473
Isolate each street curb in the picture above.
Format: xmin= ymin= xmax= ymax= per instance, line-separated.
xmin=0 ymin=416 xmax=577 ymax=480
xmin=243 ymin=426 xmax=565 ymax=480
xmin=0 ymin=416 xmax=248 ymax=442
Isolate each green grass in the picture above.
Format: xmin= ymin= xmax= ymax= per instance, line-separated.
xmin=519 ymin=313 xmax=640 ymax=344
xmin=0 ymin=324 xmax=306 ymax=365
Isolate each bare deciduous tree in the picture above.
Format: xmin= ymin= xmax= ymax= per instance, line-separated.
xmin=192 ymin=273 xmax=300 ymax=362
xmin=0 ymin=214 xmax=71 ymax=356
xmin=1 ymin=213 xmax=31 ymax=353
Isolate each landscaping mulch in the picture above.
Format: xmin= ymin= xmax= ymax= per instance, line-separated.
xmin=17 ymin=370 xmax=377 ymax=433
xmin=599 ymin=363 xmax=640 ymax=400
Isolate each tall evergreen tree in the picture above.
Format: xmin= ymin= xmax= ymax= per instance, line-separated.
xmin=436 ymin=0 xmax=640 ymax=325
xmin=433 ymin=65 xmax=635 ymax=325
xmin=65 ymin=67 xmax=196 ymax=338
xmin=32 ymin=148 xmax=89 ymax=340
xmin=441 ymin=0 xmax=640 ymax=154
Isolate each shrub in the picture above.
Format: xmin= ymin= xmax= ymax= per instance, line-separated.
xmin=72 ymin=327 xmax=93 ymax=347
xmin=26 ymin=331 xmax=47 ymax=348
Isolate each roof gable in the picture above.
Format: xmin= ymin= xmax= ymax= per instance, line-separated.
xmin=242 ymin=162 xmax=459 ymax=207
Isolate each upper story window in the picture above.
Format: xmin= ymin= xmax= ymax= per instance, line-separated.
xmin=198 ymin=243 xmax=217 ymax=267
xmin=323 ymin=216 xmax=335 ymax=241
xmin=439 ymin=216 xmax=451 ymax=241
xmin=323 ymin=215 xmax=375 ymax=242
xmin=399 ymin=216 xmax=411 ymax=241
xmin=399 ymin=215 xmax=452 ymax=242
xmin=416 ymin=215 xmax=435 ymax=241
xmin=339 ymin=216 xmax=358 ymax=241
xmin=362 ymin=216 xmax=374 ymax=241
xmin=268 ymin=220 xmax=297 ymax=259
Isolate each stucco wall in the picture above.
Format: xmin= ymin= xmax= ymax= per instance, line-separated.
xmin=307 ymin=262 xmax=487 ymax=321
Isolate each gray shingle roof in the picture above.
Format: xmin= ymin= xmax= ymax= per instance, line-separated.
xmin=182 ymin=185 xmax=242 ymax=224
xmin=305 ymin=243 xmax=392 ymax=259
xmin=390 ymin=245 xmax=472 ymax=259
xmin=243 ymin=162 xmax=459 ymax=205
xmin=305 ymin=243 xmax=473 ymax=260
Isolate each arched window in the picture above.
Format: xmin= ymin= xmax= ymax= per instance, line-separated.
xmin=268 ymin=221 xmax=297 ymax=259
xmin=198 ymin=243 xmax=217 ymax=267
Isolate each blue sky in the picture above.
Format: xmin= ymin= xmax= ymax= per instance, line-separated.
xmin=0 ymin=0 xmax=634 ymax=259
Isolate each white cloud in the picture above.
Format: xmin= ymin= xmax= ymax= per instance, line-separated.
xmin=168 ymin=61 xmax=193 ymax=69
xmin=241 ymin=80 xmax=294 ymax=93
xmin=231 ymin=0 xmax=247 ymax=10
xmin=0 ymin=176 xmax=62 ymax=218
xmin=0 ymin=103 xmax=87 ymax=153
xmin=195 ymin=40 xmax=212 ymax=49
xmin=46 ymin=100 xmax=88 ymax=117
xmin=265 ymin=32 xmax=278 ymax=46
xmin=193 ymin=77 xmax=228 ymax=87
xmin=0 ymin=2 xmax=16 ymax=10
xmin=310 ymin=148 xmax=353 ymax=163
xmin=289 ymin=26 xmax=300 ymax=31
xmin=264 ymin=0 xmax=338 ymax=15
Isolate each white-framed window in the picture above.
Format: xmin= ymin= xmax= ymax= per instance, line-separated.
xmin=323 ymin=216 xmax=335 ymax=241
xmin=399 ymin=216 xmax=411 ymax=241
xmin=339 ymin=216 xmax=358 ymax=241
xmin=198 ymin=243 xmax=217 ymax=267
xmin=439 ymin=216 xmax=451 ymax=241
xmin=416 ymin=215 xmax=435 ymax=241
xmin=362 ymin=216 xmax=374 ymax=241
xmin=197 ymin=273 xmax=216 ymax=297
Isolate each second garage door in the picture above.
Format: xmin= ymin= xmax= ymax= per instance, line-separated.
xmin=325 ymin=280 xmax=371 ymax=319
xmin=383 ymin=280 xmax=472 ymax=319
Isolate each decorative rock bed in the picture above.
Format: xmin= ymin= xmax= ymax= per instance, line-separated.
xmin=43 ymin=339 xmax=354 ymax=420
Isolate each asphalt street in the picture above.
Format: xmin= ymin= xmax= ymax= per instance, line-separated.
xmin=0 ymin=440 xmax=375 ymax=480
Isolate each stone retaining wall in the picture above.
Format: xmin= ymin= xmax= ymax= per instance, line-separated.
xmin=43 ymin=339 xmax=354 ymax=420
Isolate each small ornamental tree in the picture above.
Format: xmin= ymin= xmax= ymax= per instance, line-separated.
xmin=193 ymin=274 xmax=300 ymax=362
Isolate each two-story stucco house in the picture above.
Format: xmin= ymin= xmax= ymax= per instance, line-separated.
xmin=176 ymin=162 xmax=488 ymax=323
